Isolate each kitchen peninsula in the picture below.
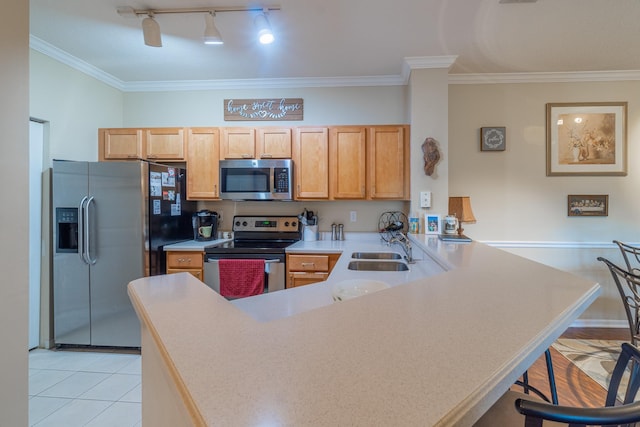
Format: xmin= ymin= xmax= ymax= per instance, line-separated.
xmin=128 ymin=235 xmax=600 ymax=426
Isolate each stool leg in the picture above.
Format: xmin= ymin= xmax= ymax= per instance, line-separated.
xmin=545 ymin=348 xmax=558 ymax=405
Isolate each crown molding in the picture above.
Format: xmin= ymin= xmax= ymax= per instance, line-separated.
xmin=29 ymin=35 xmax=126 ymax=90
xmin=122 ymin=75 xmax=406 ymax=92
xmin=30 ymin=36 xmax=640 ymax=91
xmin=448 ymin=70 xmax=640 ymax=84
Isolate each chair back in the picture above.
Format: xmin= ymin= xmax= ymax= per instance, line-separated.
xmin=598 ymin=257 xmax=640 ymax=346
xmin=517 ymin=342 xmax=640 ymax=427
xmin=614 ymin=240 xmax=640 ymax=275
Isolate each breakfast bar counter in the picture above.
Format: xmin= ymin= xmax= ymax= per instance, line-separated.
xmin=128 ymin=236 xmax=600 ymax=426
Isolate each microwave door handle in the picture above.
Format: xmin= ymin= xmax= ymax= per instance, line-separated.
xmin=78 ymin=196 xmax=88 ymax=264
xmin=84 ymin=196 xmax=97 ymax=265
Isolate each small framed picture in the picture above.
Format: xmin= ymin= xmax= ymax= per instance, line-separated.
xmin=480 ymin=127 xmax=506 ymax=151
xmin=425 ymin=214 xmax=441 ymax=234
xmin=568 ymin=194 xmax=608 ymax=217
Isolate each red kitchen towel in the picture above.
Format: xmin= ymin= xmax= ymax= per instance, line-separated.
xmin=218 ymin=259 xmax=265 ymax=298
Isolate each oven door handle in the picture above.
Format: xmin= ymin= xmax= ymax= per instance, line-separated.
xmin=205 ymin=258 xmax=281 ymax=264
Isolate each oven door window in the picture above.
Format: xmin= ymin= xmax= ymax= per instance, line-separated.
xmin=221 ymin=168 xmax=270 ymax=193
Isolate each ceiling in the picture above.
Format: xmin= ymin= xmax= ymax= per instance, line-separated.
xmin=29 ymin=0 xmax=640 ymax=88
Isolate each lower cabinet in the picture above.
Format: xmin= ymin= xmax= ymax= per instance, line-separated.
xmin=166 ymin=251 xmax=204 ymax=281
xmin=286 ymin=253 xmax=340 ymax=289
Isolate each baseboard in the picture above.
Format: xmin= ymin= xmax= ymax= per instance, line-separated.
xmin=570 ymin=319 xmax=628 ymax=329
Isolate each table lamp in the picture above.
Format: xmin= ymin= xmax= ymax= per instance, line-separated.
xmin=448 ymin=196 xmax=476 ymax=237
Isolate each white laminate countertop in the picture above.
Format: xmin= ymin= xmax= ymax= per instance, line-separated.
xmin=162 ymin=238 xmax=231 ymax=251
xmin=128 ymin=235 xmax=601 ymax=426
xmin=232 ymin=233 xmax=445 ymax=322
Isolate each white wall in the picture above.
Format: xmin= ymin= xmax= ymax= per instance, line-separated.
xmin=30 ymin=50 xmax=124 ymax=164
xmin=2 ymin=1 xmax=29 ymax=424
xmin=449 ymin=80 xmax=640 ymax=322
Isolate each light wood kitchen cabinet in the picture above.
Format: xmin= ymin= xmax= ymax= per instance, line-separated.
xmin=186 ymin=127 xmax=220 ymax=200
xmin=221 ymin=127 xmax=256 ymax=159
xmin=286 ymin=253 xmax=340 ymax=288
xmin=166 ymin=251 xmax=204 ymax=280
xmin=145 ymin=128 xmax=186 ymax=161
xmin=329 ymin=126 xmax=366 ymax=200
xmin=367 ymin=125 xmax=410 ymax=200
xmin=99 ymin=127 xmax=186 ymax=161
xmin=99 ymin=128 xmax=144 ymax=161
xmin=292 ymin=127 xmax=330 ymax=199
xmin=257 ymin=127 xmax=292 ymax=158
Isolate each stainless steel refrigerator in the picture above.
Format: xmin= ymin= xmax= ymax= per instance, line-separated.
xmin=52 ymin=160 xmax=196 ymax=347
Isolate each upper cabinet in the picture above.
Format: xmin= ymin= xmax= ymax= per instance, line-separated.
xmin=99 ymin=124 xmax=409 ymax=201
xmin=220 ymin=127 xmax=255 ymax=159
xmin=329 ymin=126 xmax=367 ymax=200
xmin=99 ymin=127 xmax=186 ymax=162
xmin=99 ymin=128 xmax=144 ymax=161
xmin=367 ymin=125 xmax=410 ymax=200
xmin=221 ymin=127 xmax=292 ymax=159
xmin=186 ymin=128 xmax=220 ymax=200
xmin=293 ymin=127 xmax=329 ymax=199
xmin=145 ymin=128 xmax=186 ymax=161
xmin=257 ymin=127 xmax=292 ymax=159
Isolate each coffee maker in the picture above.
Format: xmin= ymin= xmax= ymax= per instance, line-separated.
xmin=192 ymin=210 xmax=218 ymax=241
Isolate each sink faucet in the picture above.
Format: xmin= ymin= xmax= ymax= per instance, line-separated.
xmin=389 ymin=232 xmax=414 ymax=264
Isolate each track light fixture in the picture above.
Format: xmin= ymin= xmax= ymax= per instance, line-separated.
xmin=203 ymin=12 xmax=223 ymax=45
xmin=117 ymin=5 xmax=280 ymax=47
xmin=142 ymin=13 xmax=162 ymax=47
xmin=255 ymin=11 xmax=274 ymax=44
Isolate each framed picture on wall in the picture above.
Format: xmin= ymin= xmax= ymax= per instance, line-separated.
xmin=567 ymin=194 xmax=608 ymax=217
xmin=425 ymin=214 xmax=441 ymax=234
xmin=480 ymin=127 xmax=506 ymax=151
xmin=546 ymin=102 xmax=627 ymax=176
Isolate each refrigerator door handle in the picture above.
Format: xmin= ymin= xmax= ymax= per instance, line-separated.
xmin=85 ymin=196 xmax=97 ymax=265
xmin=79 ymin=196 xmax=89 ymax=264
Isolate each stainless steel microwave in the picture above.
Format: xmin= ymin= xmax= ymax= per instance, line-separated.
xmin=219 ymin=159 xmax=294 ymax=201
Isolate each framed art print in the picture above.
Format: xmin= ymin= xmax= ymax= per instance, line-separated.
xmin=480 ymin=127 xmax=506 ymax=151
xmin=567 ymin=194 xmax=608 ymax=217
xmin=546 ymin=102 xmax=627 ymax=176
xmin=425 ymin=214 xmax=441 ymax=234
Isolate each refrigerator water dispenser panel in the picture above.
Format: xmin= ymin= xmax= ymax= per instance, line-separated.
xmin=56 ymin=207 xmax=79 ymax=253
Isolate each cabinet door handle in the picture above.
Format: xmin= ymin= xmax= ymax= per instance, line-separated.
xmin=301 ymin=262 xmax=315 ymax=267
xmin=261 ymin=153 xmax=273 ymax=158
xmin=241 ymin=154 xmax=252 ymax=158
xmin=214 ymin=184 xmax=218 ymax=197
xmin=147 ymin=155 xmax=158 ymax=159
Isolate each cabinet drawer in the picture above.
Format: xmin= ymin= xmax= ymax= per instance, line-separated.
xmin=288 ymin=254 xmax=329 ymax=272
xmin=166 ymin=251 xmax=203 ymax=269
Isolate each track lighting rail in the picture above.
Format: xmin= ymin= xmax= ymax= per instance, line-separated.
xmin=118 ymin=5 xmax=280 ymax=17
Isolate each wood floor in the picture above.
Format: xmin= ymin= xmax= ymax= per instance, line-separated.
xmin=516 ymin=327 xmax=629 ymax=408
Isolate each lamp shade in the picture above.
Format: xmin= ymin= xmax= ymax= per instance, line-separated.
xmin=142 ymin=15 xmax=162 ymax=47
xmin=449 ymin=196 xmax=476 ymax=224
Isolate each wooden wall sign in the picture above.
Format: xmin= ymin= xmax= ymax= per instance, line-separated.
xmin=224 ymin=98 xmax=304 ymax=121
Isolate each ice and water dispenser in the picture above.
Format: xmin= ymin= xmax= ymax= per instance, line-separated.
xmin=56 ymin=207 xmax=79 ymax=253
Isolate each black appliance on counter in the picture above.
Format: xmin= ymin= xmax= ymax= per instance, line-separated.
xmin=203 ymin=215 xmax=301 ymax=294
xmin=193 ymin=210 xmax=218 ymax=241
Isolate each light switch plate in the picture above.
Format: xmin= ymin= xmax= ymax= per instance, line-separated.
xmin=420 ymin=191 xmax=431 ymax=208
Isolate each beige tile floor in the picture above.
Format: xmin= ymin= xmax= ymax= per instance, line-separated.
xmin=29 ymin=349 xmax=141 ymax=427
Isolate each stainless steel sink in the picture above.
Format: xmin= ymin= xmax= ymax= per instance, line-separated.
xmin=351 ymin=252 xmax=402 ymax=260
xmin=348 ymin=260 xmax=409 ymax=271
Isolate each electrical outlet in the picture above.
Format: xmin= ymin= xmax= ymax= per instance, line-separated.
xmin=420 ymin=191 xmax=432 ymax=208
xmin=350 ymin=211 xmax=357 ymax=222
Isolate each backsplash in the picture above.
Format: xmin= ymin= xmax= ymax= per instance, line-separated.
xmin=198 ymin=200 xmax=409 ymax=233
